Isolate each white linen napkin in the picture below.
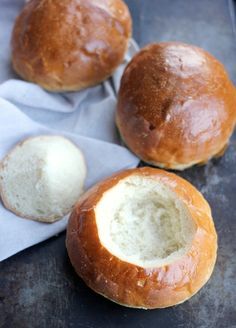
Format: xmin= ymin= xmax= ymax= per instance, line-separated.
xmin=0 ymin=0 xmax=139 ymax=261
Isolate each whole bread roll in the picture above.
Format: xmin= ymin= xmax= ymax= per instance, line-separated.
xmin=11 ymin=0 xmax=132 ymax=91
xmin=116 ymin=42 xmax=236 ymax=170
xmin=66 ymin=167 xmax=217 ymax=309
xmin=0 ymin=136 xmax=86 ymax=223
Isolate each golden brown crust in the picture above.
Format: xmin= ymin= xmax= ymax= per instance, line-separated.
xmin=66 ymin=167 xmax=217 ymax=309
xmin=116 ymin=42 xmax=236 ymax=169
xmin=11 ymin=0 xmax=132 ymax=91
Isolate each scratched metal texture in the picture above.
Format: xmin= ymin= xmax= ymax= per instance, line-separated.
xmin=0 ymin=0 xmax=236 ymax=327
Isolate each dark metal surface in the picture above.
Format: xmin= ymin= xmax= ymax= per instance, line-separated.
xmin=0 ymin=1 xmax=236 ymax=327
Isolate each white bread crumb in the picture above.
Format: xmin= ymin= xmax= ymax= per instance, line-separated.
xmin=0 ymin=135 xmax=86 ymax=223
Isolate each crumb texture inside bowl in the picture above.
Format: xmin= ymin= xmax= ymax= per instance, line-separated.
xmin=95 ymin=175 xmax=196 ymax=268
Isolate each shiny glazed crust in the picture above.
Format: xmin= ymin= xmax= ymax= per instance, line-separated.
xmin=11 ymin=0 xmax=132 ymax=91
xmin=66 ymin=167 xmax=217 ymax=309
xmin=116 ymin=42 xmax=236 ymax=169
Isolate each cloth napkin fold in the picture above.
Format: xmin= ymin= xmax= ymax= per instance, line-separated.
xmin=0 ymin=0 xmax=139 ymax=261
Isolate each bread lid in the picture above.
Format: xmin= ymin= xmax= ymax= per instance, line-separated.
xmin=0 ymin=135 xmax=86 ymax=222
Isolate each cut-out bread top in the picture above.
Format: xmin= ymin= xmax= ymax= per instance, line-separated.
xmin=0 ymin=136 xmax=86 ymax=222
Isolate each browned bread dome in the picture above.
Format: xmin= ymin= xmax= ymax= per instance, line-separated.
xmin=11 ymin=0 xmax=132 ymax=91
xmin=66 ymin=167 xmax=217 ymax=309
xmin=116 ymin=42 xmax=236 ymax=170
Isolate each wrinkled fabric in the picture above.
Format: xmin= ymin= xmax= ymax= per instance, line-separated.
xmin=0 ymin=0 xmax=139 ymax=261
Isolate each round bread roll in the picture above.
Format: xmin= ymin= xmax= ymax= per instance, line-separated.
xmin=66 ymin=167 xmax=217 ymax=309
xmin=116 ymin=42 xmax=236 ymax=170
xmin=0 ymin=136 xmax=86 ymax=223
xmin=11 ymin=0 xmax=132 ymax=91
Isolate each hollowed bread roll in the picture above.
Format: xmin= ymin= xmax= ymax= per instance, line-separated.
xmin=116 ymin=42 xmax=236 ymax=170
xmin=11 ymin=0 xmax=132 ymax=91
xmin=66 ymin=167 xmax=217 ymax=309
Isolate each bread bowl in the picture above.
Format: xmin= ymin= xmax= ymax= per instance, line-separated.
xmin=0 ymin=136 xmax=86 ymax=223
xmin=11 ymin=0 xmax=132 ymax=91
xmin=66 ymin=167 xmax=217 ymax=309
xmin=116 ymin=42 xmax=236 ymax=170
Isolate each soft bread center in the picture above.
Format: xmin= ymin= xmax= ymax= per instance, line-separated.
xmin=0 ymin=136 xmax=86 ymax=221
xmin=95 ymin=175 xmax=196 ymax=268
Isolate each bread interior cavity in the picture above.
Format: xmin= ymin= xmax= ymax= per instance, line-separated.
xmin=95 ymin=175 xmax=196 ymax=268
